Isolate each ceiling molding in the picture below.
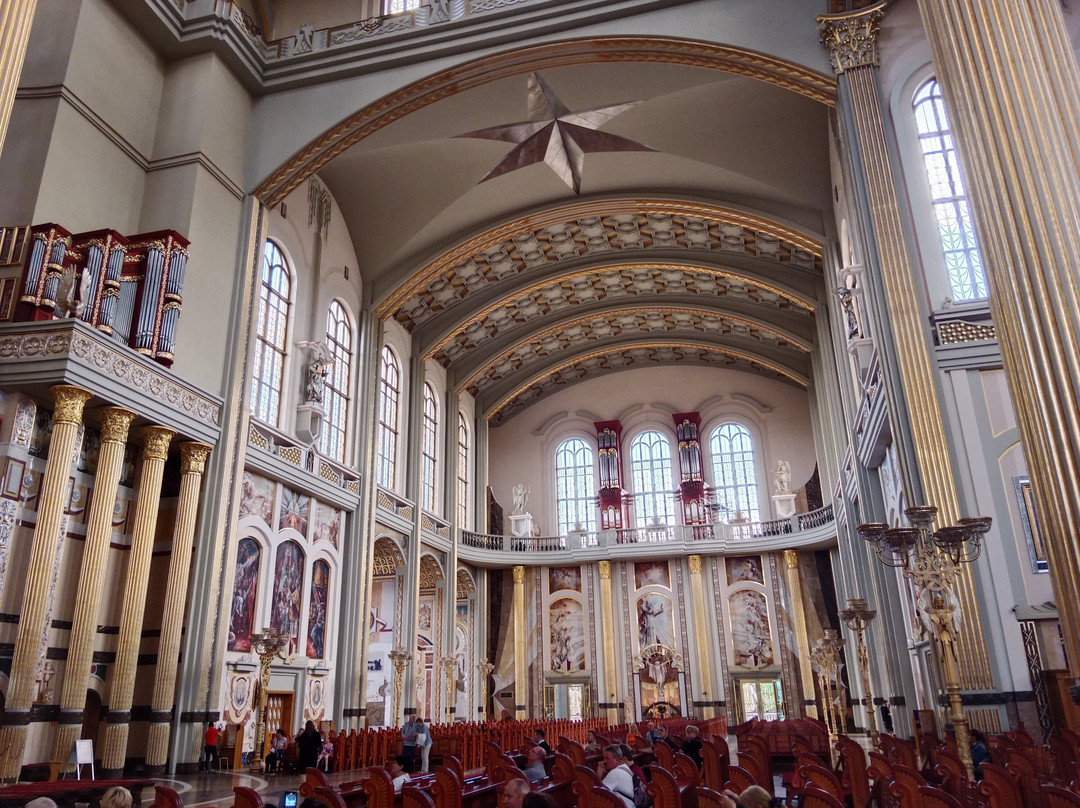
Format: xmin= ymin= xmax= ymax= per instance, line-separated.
xmin=255 ymin=36 xmax=837 ymax=207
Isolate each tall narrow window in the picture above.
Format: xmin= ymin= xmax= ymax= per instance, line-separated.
xmin=630 ymin=431 xmax=675 ymax=527
xmin=319 ymin=301 xmax=352 ymax=463
xmin=421 ymin=383 xmax=438 ymax=512
xmin=710 ymin=423 xmax=761 ymax=522
xmin=457 ymin=414 xmax=470 ymax=528
xmin=386 ymin=0 xmax=419 ymax=11
xmin=555 ymin=438 xmax=597 ymax=534
xmin=376 ymin=346 xmax=400 ymax=489
xmin=913 ymin=79 xmax=987 ymax=301
xmin=250 ymin=241 xmax=290 ymax=425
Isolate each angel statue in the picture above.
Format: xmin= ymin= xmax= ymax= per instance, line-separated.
xmin=774 ymin=460 xmax=792 ymax=494
xmin=512 ymin=483 xmax=530 ymax=514
xmin=298 ymin=341 xmax=333 ymax=405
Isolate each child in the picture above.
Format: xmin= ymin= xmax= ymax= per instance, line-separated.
xmin=317 ymin=737 xmax=334 ymax=771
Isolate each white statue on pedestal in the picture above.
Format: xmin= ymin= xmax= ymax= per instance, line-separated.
xmin=774 ymin=460 xmax=791 ymax=494
xmin=512 ymin=483 xmax=530 ymax=515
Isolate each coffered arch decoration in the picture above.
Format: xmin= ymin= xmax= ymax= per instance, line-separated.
xmin=456 ymin=567 xmax=477 ymax=601
xmin=486 ymin=341 xmax=809 ymax=425
xmin=419 ymin=553 xmax=446 ymax=592
xmin=255 ymin=38 xmax=837 ymax=208
xmin=380 ymin=201 xmax=823 ymax=326
xmin=373 ymin=536 xmax=406 ymax=576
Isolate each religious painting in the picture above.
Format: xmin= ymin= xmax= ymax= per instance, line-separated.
xmin=306 ymin=559 xmax=330 ymax=659
xmin=278 ymin=487 xmax=310 ymax=535
xmin=271 ymin=541 xmax=305 ymax=654
xmin=419 ymin=601 xmax=433 ymax=631
xmin=227 ymin=537 xmax=261 ymax=652
xmin=635 ymin=560 xmax=670 ymax=590
xmin=239 ymin=471 xmax=275 ymax=524
xmin=548 ymin=566 xmax=582 ymax=594
xmin=226 ymin=672 xmax=253 ymax=724
xmin=549 ymin=597 xmax=585 ymax=672
xmin=730 ymin=590 xmax=775 ymax=668
xmin=307 ymin=676 xmax=326 ymax=721
xmin=726 ymin=555 xmax=764 ymax=586
xmin=637 ymin=592 xmax=676 ymax=651
xmin=312 ymin=501 xmax=342 ymax=548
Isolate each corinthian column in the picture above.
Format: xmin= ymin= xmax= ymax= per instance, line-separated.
xmin=0 ymin=0 xmax=37 ymax=157
xmin=52 ymin=407 xmax=137 ymax=767
xmin=597 ymin=561 xmax=619 ymax=725
xmin=0 ymin=385 xmax=92 ymax=780
xmin=686 ymin=556 xmax=716 ymax=719
xmin=146 ymin=442 xmax=211 ymax=770
xmin=818 ymin=3 xmax=991 ymax=691
xmin=512 ymin=565 xmax=527 ymax=719
xmin=914 ymin=0 xmax=1080 ymax=695
xmin=100 ymin=425 xmax=175 ymax=776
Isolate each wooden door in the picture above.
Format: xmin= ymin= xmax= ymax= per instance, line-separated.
xmin=265 ymin=692 xmax=294 ymax=756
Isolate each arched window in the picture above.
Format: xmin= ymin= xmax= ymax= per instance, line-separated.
xmin=913 ymin=79 xmax=987 ymax=301
xmin=709 ymin=423 xmax=760 ymax=522
xmin=457 ymin=414 xmax=470 ymax=527
xmin=376 ymin=346 xmax=400 ymax=489
xmin=555 ymin=438 xmax=597 ymax=534
xmin=250 ymin=241 xmax=290 ymax=425
xmin=386 ymin=0 xmax=419 ymax=11
xmin=319 ymin=300 xmax=352 ymax=463
xmin=421 ymin=383 xmax=438 ymax=512
xmin=629 ymin=431 xmax=675 ymax=526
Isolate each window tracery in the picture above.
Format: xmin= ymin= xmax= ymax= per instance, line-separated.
xmin=555 ymin=438 xmax=597 ymax=534
xmin=250 ymin=241 xmax=290 ymax=425
xmin=376 ymin=346 xmax=401 ymax=489
xmin=630 ymin=431 xmax=675 ymax=526
xmin=319 ymin=300 xmax=352 ymax=462
xmin=709 ymin=423 xmax=761 ymax=522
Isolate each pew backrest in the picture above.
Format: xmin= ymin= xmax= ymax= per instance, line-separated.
xmin=154 ymin=786 xmax=184 ymax=808
xmin=233 ymin=786 xmax=264 ymax=808
xmin=403 ymin=784 xmax=439 ymax=808
xmin=432 ymin=765 xmax=464 ymax=808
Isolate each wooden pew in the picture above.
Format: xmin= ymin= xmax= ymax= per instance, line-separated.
xmin=834 ymin=733 xmax=870 ymax=808
xmin=233 ymin=787 xmax=265 ymax=808
xmin=701 ymin=738 xmax=730 ymax=791
xmin=154 ymin=787 xmax=185 ymax=808
xmin=978 ymin=762 xmax=1024 ymax=808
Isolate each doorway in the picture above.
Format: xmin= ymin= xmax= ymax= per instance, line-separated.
xmin=543 ymin=681 xmax=591 ymax=720
xmin=265 ymin=692 xmax=294 ymax=756
xmin=736 ymin=678 xmax=784 ymax=723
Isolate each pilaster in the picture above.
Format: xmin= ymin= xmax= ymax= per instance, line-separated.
xmin=0 ymin=385 xmax=91 ymax=780
xmin=0 ymin=0 xmax=37 ymax=157
xmin=685 ymin=556 xmax=715 ymax=719
xmin=100 ymin=425 xmax=175 ymax=775
xmin=597 ymin=561 xmax=619 ymax=725
xmin=512 ymin=565 xmax=527 ymax=718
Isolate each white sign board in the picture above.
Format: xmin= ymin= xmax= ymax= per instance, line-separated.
xmin=74 ymin=739 xmax=94 ymax=779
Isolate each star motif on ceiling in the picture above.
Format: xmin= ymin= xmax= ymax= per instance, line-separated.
xmin=457 ymin=72 xmax=654 ymax=195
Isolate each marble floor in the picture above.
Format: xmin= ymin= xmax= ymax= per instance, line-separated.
xmin=128 ymin=768 xmax=364 ymax=808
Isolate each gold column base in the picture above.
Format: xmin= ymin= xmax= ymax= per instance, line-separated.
xmin=100 ymin=722 xmax=128 ymax=773
xmin=51 ymin=724 xmax=81 ymax=773
xmin=146 ymin=724 xmax=170 ymax=769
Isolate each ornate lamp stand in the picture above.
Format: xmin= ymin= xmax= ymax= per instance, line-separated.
xmin=838 ymin=597 xmax=879 ymax=747
xmin=811 ymin=629 xmax=846 ymax=748
xmin=388 ymin=647 xmax=412 ymax=728
xmin=250 ymin=629 xmax=286 ymax=770
xmin=476 ymin=660 xmax=494 ymax=719
xmin=858 ymin=506 xmax=991 ymax=776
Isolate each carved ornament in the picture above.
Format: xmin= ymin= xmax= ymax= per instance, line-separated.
xmin=512 ymin=565 xmax=525 ymax=584
xmin=598 ymin=560 xmax=611 ymax=580
xmin=99 ymin=407 xmax=137 ymax=444
xmin=784 ymin=549 xmax=799 ymax=569
xmin=140 ymin=426 xmax=176 ymax=461
xmin=817 ymin=3 xmax=886 ymax=74
xmin=51 ymin=386 xmax=93 ymax=425
xmin=180 ymin=442 xmax=213 ymax=475
xmin=688 ymin=555 xmax=702 ymax=574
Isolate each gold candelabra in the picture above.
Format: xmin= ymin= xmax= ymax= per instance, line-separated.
xmin=858 ymin=505 xmax=991 ymax=775
xmin=476 ymin=660 xmax=494 ymax=719
xmin=838 ymin=597 xmax=879 ymax=747
xmin=250 ymin=629 xmax=286 ymax=769
xmin=388 ymin=647 xmax=412 ymax=728
xmin=810 ymin=629 xmax=846 ymax=743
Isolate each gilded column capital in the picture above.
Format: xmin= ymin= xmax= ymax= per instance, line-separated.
xmin=598 ymin=560 xmax=611 ymax=580
xmin=99 ymin=408 xmax=137 ymax=444
xmin=179 ymin=442 xmax=212 ymax=475
xmin=140 ymin=426 xmax=175 ymax=461
xmin=784 ymin=549 xmax=799 ymax=569
xmin=512 ymin=565 xmax=525 ymax=584
xmin=50 ymin=386 xmax=93 ymax=425
xmin=688 ymin=555 xmax=702 ymax=574
xmin=817 ymin=2 xmax=886 ymax=74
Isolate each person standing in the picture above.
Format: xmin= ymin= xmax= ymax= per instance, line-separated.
xmin=295 ymin=720 xmax=322 ymax=770
xmin=417 ymin=717 xmax=434 ymax=772
xmin=200 ymin=722 xmax=220 ymax=772
xmin=401 ymin=715 xmax=420 ymax=771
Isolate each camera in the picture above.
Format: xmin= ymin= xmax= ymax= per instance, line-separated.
xmin=283 ymin=791 xmax=298 ymax=808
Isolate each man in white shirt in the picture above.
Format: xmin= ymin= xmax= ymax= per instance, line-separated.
xmin=388 ymin=755 xmax=411 ymax=793
xmin=599 ymin=745 xmax=635 ymax=808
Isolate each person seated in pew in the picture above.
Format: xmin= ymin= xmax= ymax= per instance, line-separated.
xmin=655 ymin=724 xmax=678 ymax=750
xmin=681 ymin=725 xmax=703 ymax=767
xmin=389 ymin=755 xmax=412 ymax=793
xmin=619 ymin=744 xmax=647 ymax=784
xmin=523 ymin=793 xmax=558 ymax=808
xmin=599 ymin=744 xmax=636 ymax=808
xmin=267 ymin=728 xmax=288 ymax=774
xmin=523 ymin=746 xmax=548 ymax=782
xmin=739 ymin=785 xmax=777 ymax=808
xmin=101 ymin=786 xmax=132 ymax=808
xmin=644 ymin=722 xmax=660 ymax=746
xmin=504 ymin=777 xmax=531 ymax=808
xmin=585 ymin=730 xmax=601 ymax=754
xmin=533 ymin=728 xmax=552 ymax=754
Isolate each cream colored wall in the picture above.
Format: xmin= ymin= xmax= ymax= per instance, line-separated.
xmin=487 ymin=365 xmax=815 ymax=533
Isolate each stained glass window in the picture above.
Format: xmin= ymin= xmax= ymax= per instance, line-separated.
xmin=250 ymin=241 xmax=290 ymax=425
xmin=914 ymin=79 xmax=987 ymax=301
xmin=710 ymin=423 xmax=761 ymax=522
xmin=376 ymin=346 xmax=400 ymax=489
xmin=319 ymin=301 xmax=352 ymax=463
xmin=630 ymin=431 xmax=675 ymax=527
xmin=555 ymin=438 xmax=597 ymax=534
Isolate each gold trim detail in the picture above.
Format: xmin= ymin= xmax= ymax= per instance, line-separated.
xmin=512 ymin=565 xmax=525 ymax=584
xmin=598 ymin=560 xmax=611 ymax=580
xmin=688 ymin=555 xmax=702 ymax=574
xmin=179 ymin=442 xmax=212 ymax=475
xmin=51 ymin=386 xmax=93 ymax=425
xmin=140 ymin=426 xmax=175 ymax=461
xmin=817 ymin=3 xmax=886 ymax=74
xmin=256 ymin=37 xmax=836 ymax=207
xmin=783 ymin=549 xmax=799 ymax=569
xmin=98 ymin=407 xmax=137 ymax=444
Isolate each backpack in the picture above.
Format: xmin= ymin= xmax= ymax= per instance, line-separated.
xmin=631 ymin=773 xmax=652 ymax=808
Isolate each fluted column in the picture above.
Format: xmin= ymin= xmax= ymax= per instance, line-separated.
xmin=597 ymin=561 xmax=620 ymax=725
xmin=0 ymin=385 xmax=92 ymax=780
xmin=51 ymin=406 xmax=137 ymax=767
xmin=818 ymin=3 xmax=990 ymax=691
xmin=0 ymin=0 xmax=37 ymax=158
xmin=915 ymin=0 xmax=1080 ymax=692
xmin=100 ymin=425 xmax=175 ymax=775
xmin=686 ymin=556 xmax=715 ymax=719
xmin=146 ymin=442 xmax=211 ymax=769
xmin=783 ymin=550 xmax=817 ymax=719
xmin=512 ymin=565 xmax=527 ymax=719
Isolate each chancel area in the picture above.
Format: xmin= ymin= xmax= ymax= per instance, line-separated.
xmin=0 ymin=0 xmax=1080 ymax=794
